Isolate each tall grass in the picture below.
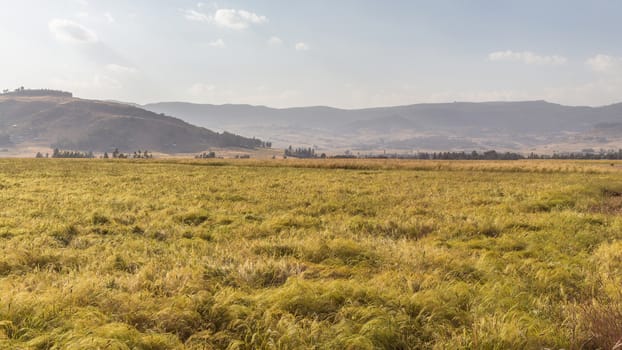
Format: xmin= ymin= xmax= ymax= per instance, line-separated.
xmin=0 ymin=158 xmax=621 ymax=348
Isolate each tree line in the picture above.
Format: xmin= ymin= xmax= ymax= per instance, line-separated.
xmin=38 ymin=147 xmax=622 ymax=161
xmin=527 ymin=150 xmax=622 ymax=160
xmin=104 ymin=149 xmax=153 ymax=159
xmin=195 ymin=152 xmax=216 ymax=159
xmin=50 ymin=149 xmax=95 ymax=158
xmin=195 ymin=152 xmax=249 ymax=159
xmin=41 ymin=148 xmax=153 ymax=159
xmin=285 ymin=148 xmax=622 ymax=160
xmin=353 ymin=150 xmax=622 ymax=160
xmin=362 ymin=150 xmax=524 ymax=160
xmin=284 ymin=146 xmax=327 ymax=159
xmin=2 ymin=87 xmax=72 ymax=98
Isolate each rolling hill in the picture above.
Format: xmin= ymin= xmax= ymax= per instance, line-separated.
xmin=144 ymin=100 xmax=622 ymax=152
xmin=0 ymin=90 xmax=264 ymax=154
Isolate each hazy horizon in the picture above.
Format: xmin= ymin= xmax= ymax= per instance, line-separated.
xmin=2 ymin=0 xmax=622 ymax=108
xmin=3 ymin=89 xmax=620 ymax=110
xmin=144 ymin=98 xmax=618 ymax=110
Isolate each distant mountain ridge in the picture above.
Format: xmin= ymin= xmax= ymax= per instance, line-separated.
xmin=0 ymin=91 xmax=264 ymax=153
xmin=4 ymin=89 xmax=621 ymax=154
xmin=143 ymin=100 xmax=622 ymax=151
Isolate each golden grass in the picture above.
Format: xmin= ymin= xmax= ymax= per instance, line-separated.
xmin=1 ymin=158 xmax=622 ymax=348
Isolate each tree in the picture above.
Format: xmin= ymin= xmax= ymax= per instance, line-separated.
xmin=50 ymin=149 xmax=94 ymax=159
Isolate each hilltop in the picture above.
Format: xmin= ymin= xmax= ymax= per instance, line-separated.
xmin=0 ymin=89 xmax=265 ymax=154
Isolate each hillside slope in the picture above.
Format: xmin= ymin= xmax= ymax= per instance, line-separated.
xmin=0 ymin=92 xmax=263 ymax=153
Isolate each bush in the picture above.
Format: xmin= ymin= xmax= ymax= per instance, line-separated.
xmin=92 ymin=213 xmax=110 ymax=225
xmin=51 ymin=224 xmax=78 ymax=246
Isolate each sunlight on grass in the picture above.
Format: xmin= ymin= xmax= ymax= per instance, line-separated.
xmin=1 ymin=159 xmax=622 ymax=348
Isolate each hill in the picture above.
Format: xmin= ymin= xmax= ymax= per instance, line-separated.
xmin=0 ymin=90 xmax=264 ymax=153
xmin=144 ymin=100 xmax=622 ymax=152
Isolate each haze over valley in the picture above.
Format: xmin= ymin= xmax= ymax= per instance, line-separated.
xmin=143 ymin=100 xmax=622 ymax=153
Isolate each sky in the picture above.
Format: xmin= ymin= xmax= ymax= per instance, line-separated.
xmin=1 ymin=0 xmax=622 ymax=108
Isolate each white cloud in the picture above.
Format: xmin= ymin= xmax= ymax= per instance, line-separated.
xmin=586 ymin=54 xmax=622 ymax=73
xmin=209 ymin=38 xmax=225 ymax=48
xmin=49 ymin=19 xmax=98 ymax=44
xmin=268 ymin=36 xmax=283 ymax=46
xmin=184 ymin=9 xmax=210 ymax=22
xmin=106 ymin=64 xmax=137 ymax=74
xmin=213 ymin=9 xmax=267 ymax=30
xmin=488 ymin=50 xmax=567 ymax=65
xmin=183 ymin=8 xmax=267 ymax=30
xmin=295 ymin=42 xmax=309 ymax=51
xmin=104 ymin=12 xmax=115 ymax=23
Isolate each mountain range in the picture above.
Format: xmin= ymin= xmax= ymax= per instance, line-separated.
xmin=144 ymin=100 xmax=622 ymax=152
xmin=2 ymin=89 xmax=622 ymax=156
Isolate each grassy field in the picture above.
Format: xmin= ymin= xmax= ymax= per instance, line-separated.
xmin=1 ymin=159 xmax=622 ymax=349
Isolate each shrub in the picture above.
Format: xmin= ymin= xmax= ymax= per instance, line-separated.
xmin=92 ymin=213 xmax=110 ymax=225
xmin=51 ymin=224 xmax=78 ymax=246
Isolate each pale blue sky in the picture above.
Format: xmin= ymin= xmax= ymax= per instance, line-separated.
xmin=1 ymin=0 xmax=621 ymax=107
